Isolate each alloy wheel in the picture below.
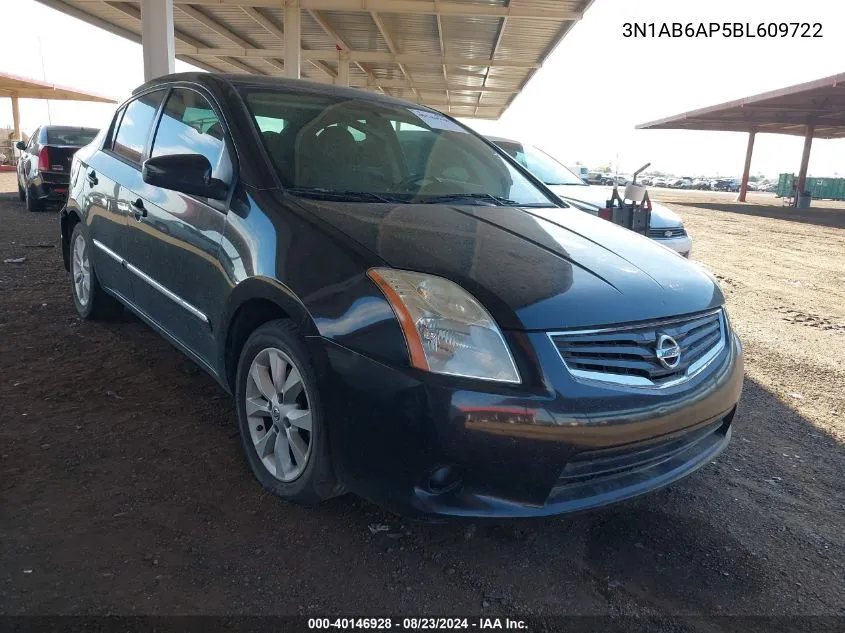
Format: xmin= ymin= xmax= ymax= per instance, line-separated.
xmin=71 ymin=233 xmax=91 ymax=307
xmin=245 ymin=347 xmax=313 ymax=482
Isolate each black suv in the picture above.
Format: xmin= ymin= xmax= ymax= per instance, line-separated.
xmin=60 ymin=73 xmax=743 ymax=519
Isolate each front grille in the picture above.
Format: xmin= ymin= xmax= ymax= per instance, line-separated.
xmin=550 ymin=310 xmax=725 ymax=387
xmin=649 ymin=227 xmax=687 ymax=239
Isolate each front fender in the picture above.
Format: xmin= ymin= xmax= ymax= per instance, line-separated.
xmin=216 ymin=272 xmax=412 ymax=393
xmin=215 ymin=276 xmax=319 ymax=388
xmin=221 ymin=276 xmax=318 ymax=336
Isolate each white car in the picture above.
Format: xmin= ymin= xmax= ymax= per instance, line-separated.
xmin=489 ymin=137 xmax=693 ymax=258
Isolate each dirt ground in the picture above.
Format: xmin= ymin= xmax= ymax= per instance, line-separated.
xmin=1 ymin=173 xmax=843 ymax=626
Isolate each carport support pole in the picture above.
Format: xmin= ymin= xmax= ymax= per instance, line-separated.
xmin=140 ymin=0 xmax=175 ymax=81
xmin=796 ymin=124 xmax=815 ymax=197
xmin=11 ymin=94 xmax=20 ymax=141
xmin=337 ymin=52 xmax=350 ymax=86
xmin=285 ymin=0 xmax=301 ymax=79
xmin=738 ymin=130 xmax=756 ymax=202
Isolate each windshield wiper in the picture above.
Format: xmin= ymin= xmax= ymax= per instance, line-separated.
xmin=418 ymin=192 xmax=522 ymax=206
xmin=285 ymin=187 xmax=402 ymax=203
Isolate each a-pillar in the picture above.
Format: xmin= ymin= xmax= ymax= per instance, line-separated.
xmin=140 ymin=0 xmax=175 ymax=81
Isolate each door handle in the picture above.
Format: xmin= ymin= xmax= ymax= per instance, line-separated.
xmin=131 ymin=198 xmax=147 ymax=221
xmin=86 ymin=170 xmax=98 ymax=186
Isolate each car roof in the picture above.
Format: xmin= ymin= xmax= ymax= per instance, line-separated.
xmin=132 ymin=72 xmax=438 ymax=113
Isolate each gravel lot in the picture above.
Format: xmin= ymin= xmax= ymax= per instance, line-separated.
xmin=1 ymin=173 xmax=843 ymax=626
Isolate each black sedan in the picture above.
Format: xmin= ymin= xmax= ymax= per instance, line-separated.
xmin=17 ymin=125 xmax=99 ymax=211
xmin=59 ymin=73 xmax=743 ymax=519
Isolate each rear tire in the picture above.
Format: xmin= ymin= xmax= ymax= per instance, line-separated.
xmin=25 ymin=186 xmax=43 ymax=212
xmin=69 ymin=224 xmax=122 ymax=320
xmin=235 ymin=319 xmax=338 ymax=505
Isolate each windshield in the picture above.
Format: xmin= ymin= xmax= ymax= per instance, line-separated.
xmin=45 ymin=127 xmax=99 ymax=146
xmin=495 ymin=141 xmax=585 ymax=186
xmin=241 ymin=90 xmax=554 ymax=207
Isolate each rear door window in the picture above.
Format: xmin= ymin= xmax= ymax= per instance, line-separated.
xmin=254 ymin=116 xmax=287 ymax=133
xmin=106 ymin=106 xmax=126 ymax=150
xmin=150 ymin=88 xmax=231 ymax=184
xmin=112 ymin=90 xmax=166 ymax=165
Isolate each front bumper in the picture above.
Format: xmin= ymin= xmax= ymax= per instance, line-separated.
xmin=318 ymin=330 xmax=743 ymax=519
xmin=652 ymin=234 xmax=693 ymax=258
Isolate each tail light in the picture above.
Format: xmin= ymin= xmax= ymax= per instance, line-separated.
xmin=38 ymin=146 xmax=50 ymax=171
xmin=598 ymin=207 xmax=613 ymax=221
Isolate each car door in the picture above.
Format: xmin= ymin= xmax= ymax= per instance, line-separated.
xmin=122 ymin=86 xmax=232 ymax=368
xmin=86 ymin=90 xmax=167 ymax=302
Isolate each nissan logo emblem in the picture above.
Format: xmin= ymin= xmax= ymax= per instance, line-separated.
xmin=655 ymin=334 xmax=681 ymax=369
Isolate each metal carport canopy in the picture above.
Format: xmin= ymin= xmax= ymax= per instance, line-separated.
xmin=636 ymin=72 xmax=845 ymax=201
xmin=35 ymin=0 xmax=595 ymax=120
xmin=0 ymin=70 xmax=117 ymax=141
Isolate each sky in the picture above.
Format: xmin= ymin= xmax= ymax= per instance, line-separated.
xmin=1 ymin=0 xmax=843 ymax=179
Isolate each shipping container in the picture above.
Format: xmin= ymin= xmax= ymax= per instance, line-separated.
xmin=776 ymin=173 xmax=845 ymax=200
xmin=776 ymin=173 xmax=794 ymax=198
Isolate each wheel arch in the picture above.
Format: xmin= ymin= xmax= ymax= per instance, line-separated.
xmin=60 ymin=207 xmax=83 ymax=272
xmin=218 ymin=277 xmax=319 ymax=394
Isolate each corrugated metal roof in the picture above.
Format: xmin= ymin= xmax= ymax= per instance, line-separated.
xmin=637 ymin=72 xmax=845 ymax=139
xmin=34 ymin=0 xmax=595 ymax=119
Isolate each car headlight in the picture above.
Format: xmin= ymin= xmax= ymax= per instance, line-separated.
xmin=367 ymin=268 xmax=521 ymax=384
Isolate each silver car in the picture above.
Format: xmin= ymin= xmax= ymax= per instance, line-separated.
xmin=489 ymin=137 xmax=693 ymax=258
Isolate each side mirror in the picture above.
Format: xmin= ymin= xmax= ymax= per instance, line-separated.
xmin=142 ymin=153 xmax=228 ymax=200
xmin=15 ymin=141 xmax=26 ymax=151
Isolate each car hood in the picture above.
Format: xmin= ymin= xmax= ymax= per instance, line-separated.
xmin=547 ymin=184 xmax=684 ymax=229
xmin=294 ymin=199 xmax=722 ymax=331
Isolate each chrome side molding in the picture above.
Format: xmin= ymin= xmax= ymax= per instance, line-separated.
xmin=92 ymin=239 xmax=209 ymax=324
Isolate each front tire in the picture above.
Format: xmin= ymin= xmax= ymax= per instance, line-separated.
xmin=17 ymin=181 xmax=25 ymax=201
xmin=235 ymin=320 xmax=337 ymax=505
xmin=69 ymin=224 xmax=122 ymax=320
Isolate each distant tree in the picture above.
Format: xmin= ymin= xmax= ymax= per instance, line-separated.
xmin=597 ymin=163 xmax=612 ymax=173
